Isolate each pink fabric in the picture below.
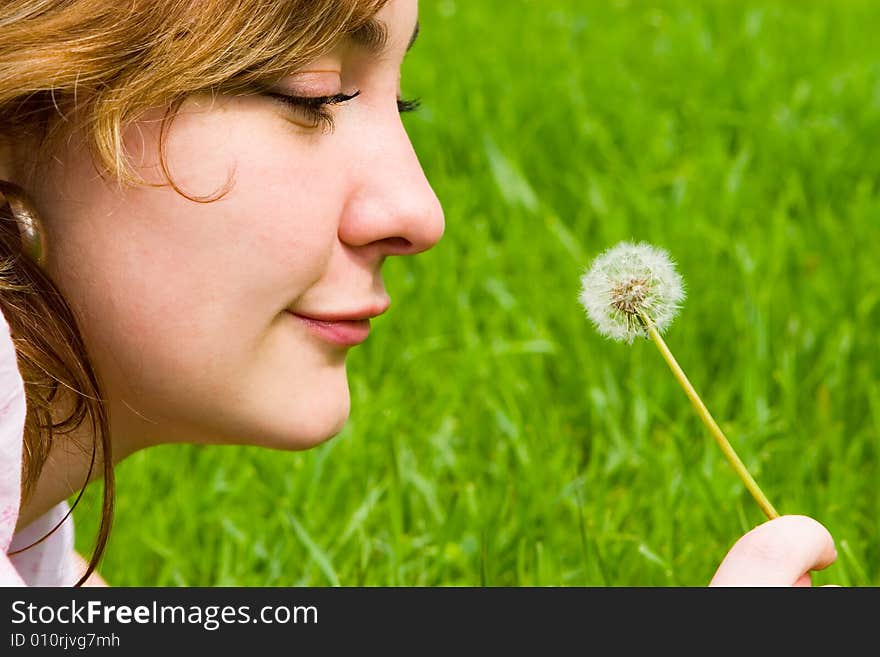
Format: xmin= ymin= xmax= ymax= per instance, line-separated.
xmin=0 ymin=306 xmax=75 ymax=586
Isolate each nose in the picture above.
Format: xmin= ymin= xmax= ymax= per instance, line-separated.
xmin=338 ymin=119 xmax=445 ymax=258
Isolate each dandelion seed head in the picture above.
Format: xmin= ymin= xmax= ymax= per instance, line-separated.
xmin=578 ymin=241 xmax=685 ymax=343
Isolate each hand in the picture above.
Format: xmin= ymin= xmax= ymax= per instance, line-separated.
xmin=709 ymin=515 xmax=837 ymax=586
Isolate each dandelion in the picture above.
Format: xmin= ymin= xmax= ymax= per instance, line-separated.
xmin=578 ymin=241 xmax=685 ymax=343
xmin=579 ymin=241 xmax=779 ymax=520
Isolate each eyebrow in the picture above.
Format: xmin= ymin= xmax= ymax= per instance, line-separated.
xmin=349 ymin=18 xmax=419 ymax=55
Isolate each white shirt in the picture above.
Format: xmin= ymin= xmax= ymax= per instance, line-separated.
xmin=0 ymin=306 xmax=76 ymax=586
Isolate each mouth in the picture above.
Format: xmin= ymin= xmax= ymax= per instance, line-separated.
xmin=285 ymin=302 xmax=389 ymax=347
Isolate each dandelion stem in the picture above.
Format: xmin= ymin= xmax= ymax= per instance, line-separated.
xmin=640 ymin=316 xmax=779 ymax=520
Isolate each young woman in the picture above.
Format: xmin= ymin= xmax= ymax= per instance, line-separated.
xmin=0 ymin=0 xmax=836 ymax=587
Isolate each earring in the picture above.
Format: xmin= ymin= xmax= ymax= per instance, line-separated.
xmin=0 ymin=180 xmax=45 ymax=266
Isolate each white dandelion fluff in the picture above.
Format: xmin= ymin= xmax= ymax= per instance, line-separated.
xmin=578 ymin=241 xmax=685 ymax=343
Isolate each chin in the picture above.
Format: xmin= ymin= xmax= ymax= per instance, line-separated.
xmin=248 ymin=388 xmax=352 ymax=451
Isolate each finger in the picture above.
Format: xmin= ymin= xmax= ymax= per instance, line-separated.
xmin=793 ymin=573 xmax=811 ymax=587
xmin=710 ymin=515 xmax=837 ymax=587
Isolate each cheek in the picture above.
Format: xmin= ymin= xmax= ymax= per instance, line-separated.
xmin=37 ymin=98 xmax=351 ymax=442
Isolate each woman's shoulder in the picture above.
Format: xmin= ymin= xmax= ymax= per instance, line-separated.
xmin=0 ymin=304 xmax=28 ymax=584
xmin=0 ymin=303 xmax=25 ymax=414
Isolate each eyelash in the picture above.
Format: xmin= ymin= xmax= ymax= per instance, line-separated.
xmin=269 ymin=90 xmax=421 ymax=132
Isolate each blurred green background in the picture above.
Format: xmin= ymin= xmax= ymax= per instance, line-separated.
xmin=75 ymin=0 xmax=879 ymax=586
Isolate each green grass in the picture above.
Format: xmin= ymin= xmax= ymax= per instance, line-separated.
xmin=74 ymin=0 xmax=880 ymax=586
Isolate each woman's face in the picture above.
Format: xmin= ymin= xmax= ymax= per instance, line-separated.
xmin=29 ymin=0 xmax=443 ymax=451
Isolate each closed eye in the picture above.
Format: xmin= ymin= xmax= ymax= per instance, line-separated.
xmin=269 ymin=91 xmax=422 ymax=132
xmin=268 ymin=90 xmax=361 ymax=132
xmin=397 ymin=97 xmax=421 ymax=113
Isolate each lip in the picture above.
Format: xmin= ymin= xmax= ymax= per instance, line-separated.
xmin=286 ymin=303 xmax=389 ymax=347
xmin=288 ymin=312 xmax=370 ymax=346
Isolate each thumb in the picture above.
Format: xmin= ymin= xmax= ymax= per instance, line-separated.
xmin=709 ymin=515 xmax=837 ymax=587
